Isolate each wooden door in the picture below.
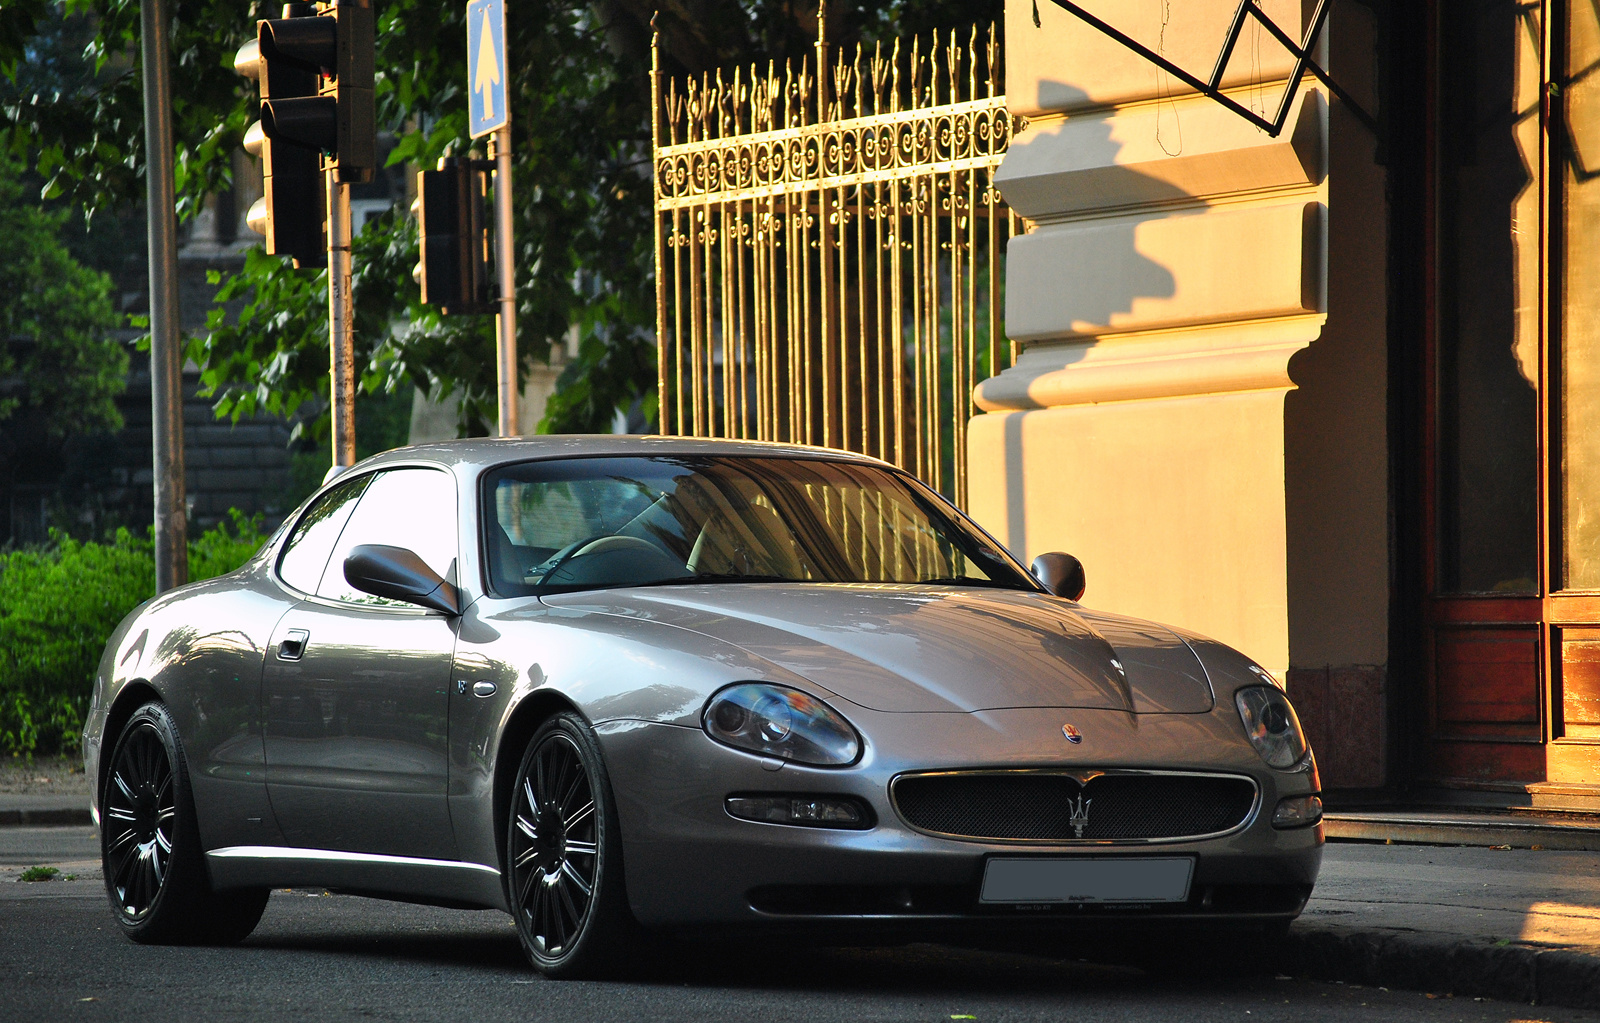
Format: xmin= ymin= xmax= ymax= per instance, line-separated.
xmin=1420 ymin=0 xmax=1549 ymax=789
xmin=1420 ymin=0 xmax=1600 ymax=796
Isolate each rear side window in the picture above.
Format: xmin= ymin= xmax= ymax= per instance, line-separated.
xmin=277 ymin=475 xmax=373 ymax=594
xmin=315 ymin=467 xmax=458 ymax=604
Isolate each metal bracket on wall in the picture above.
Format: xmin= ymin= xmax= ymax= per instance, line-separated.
xmin=1042 ymin=0 xmax=1378 ymax=138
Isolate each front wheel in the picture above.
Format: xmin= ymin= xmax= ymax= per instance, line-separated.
xmin=506 ymin=712 xmax=634 ymax=977
xmin=101 ymin=701 xmax=269 ymax=944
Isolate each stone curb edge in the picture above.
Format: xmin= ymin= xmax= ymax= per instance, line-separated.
xmin=0 ymin=809 xmax=93 ymax=827
xmin=1282 ymin=923 xmax=1600 ymax=1011
xmin=1325 ymin=817 xmax=1600 ymax=852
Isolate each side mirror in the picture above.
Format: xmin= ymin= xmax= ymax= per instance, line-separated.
xmin=344 ymin=544 xmax=462 ymax=616
xmin=1032 ymin=552 xmax=1086 ymax=601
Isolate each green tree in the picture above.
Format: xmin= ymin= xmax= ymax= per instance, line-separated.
xmin=0 ymin=148 xmax=126 ymax=439
xmin=0 ymin=0 xmax=53 ymax=81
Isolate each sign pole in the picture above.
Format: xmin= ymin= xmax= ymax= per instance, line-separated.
xmin=140 ymin=0 xmax=188 ymax=592
xmin=491 ymin=127 xmax=517 ymax=436
xmin=327 ymin=166 xmax=357 ymax=469
xmin=468 ymin=0 xmax=514 ymax=436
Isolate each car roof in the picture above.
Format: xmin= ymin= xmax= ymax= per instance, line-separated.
xmin=348 ymin=435 xmax=895 ymax=475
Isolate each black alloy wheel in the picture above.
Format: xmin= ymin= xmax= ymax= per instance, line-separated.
xmin=103 ymin=716 xmax=177 ymax=920
xmin=101 ymin=702 xmax=269 ymax=944
xmin=507 ymin=712 xmax=632 ymax=976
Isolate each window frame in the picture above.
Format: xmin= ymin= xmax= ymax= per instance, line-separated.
xmin=273 ymin=461 xmax=461 ymax=610
xmin=272 ymin=470 xmax=380 ymax=599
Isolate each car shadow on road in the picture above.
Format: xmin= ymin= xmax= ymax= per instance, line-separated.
xmin=240 ymin=894 xmax=1281 ymax=995
xmin=621 ymin=931 xmax=1298 ymax=996
xmin=241 ymin=893 xmax=530 ymax=971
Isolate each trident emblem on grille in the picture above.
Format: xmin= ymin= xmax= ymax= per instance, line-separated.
xmin=1068 ymin=793 xmax=1093 ymax=839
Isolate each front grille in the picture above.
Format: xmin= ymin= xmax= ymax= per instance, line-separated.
xmin=891 ymin=771 xmax=1258 ymax=842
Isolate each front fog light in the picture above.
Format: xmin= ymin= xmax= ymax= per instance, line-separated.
xmin=1272 ymin=794 xmax=1324 ymax=828
xmin=725 ymin=794 xmax=874 ymax=829
xmin=1235 ymin=685 xmax=1310 ymax=769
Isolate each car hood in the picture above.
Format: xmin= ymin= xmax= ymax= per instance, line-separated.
xmin=540 ymin=584 xmax=1214 ymax=714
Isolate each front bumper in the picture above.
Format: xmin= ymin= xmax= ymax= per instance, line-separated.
xmin=596 ymin=709 xmax=1323 ymax=929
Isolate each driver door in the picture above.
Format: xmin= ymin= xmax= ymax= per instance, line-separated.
xmin=262 ymin=467 xmax=462 ymax=860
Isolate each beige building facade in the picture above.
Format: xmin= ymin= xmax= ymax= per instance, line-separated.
xmin=968 ymin=0 xmax=1600 ymax=802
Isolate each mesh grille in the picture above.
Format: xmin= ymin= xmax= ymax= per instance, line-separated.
xmin=891 ymin=772 xmax=1257 ymax=842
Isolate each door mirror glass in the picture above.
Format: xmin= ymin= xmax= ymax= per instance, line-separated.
xmin=1032 ymin=552 xmax=1086 ymax=601
xmin=344 ymin=544 xmax=462 ymax=615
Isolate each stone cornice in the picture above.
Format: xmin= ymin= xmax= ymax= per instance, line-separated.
xmin=974 ymin=317 xmax=1323 ymax=411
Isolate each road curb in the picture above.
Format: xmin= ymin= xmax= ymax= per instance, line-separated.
xmin=1282 ymin=923 xmax=1600 ymax=1010
xmin=1325 ymin=814 xmax=1600 ymax=851
xmin=0 ymin=809 xmax=93 ymax=827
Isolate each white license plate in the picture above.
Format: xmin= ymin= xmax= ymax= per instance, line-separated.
xmin=980 ymin=857 xmax=1194 ymax=904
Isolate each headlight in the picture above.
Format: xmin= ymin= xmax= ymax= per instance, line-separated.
xmin=703 ymin=683 xmax=862 ymax=766
xmin=1235 ymin=686 xmax=1309 ymax=769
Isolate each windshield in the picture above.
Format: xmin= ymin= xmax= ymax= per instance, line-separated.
xmin=482 ymin=455 xmax=1035 ymax=596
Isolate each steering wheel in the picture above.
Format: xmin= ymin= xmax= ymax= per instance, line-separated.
xmin=529 ymin=534 xmax=613 ymax=584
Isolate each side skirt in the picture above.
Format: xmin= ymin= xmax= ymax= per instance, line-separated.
xmin=206 ymin=846 xmax=508 ymax=911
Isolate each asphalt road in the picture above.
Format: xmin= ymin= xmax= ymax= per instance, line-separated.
xmin=3 ymin=876 xmax=1598 ymax=1023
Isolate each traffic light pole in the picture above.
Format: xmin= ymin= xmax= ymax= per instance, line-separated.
xmin=140 ymin=0 xmax=187 ymax=592
xmin=489 ymin=128 xmax=517 ymax=436
xmin=327 ymin=168 xmax=357 ymax=469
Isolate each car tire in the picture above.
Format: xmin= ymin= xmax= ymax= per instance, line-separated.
xmin=101 ymin=701 xmax=270 ymax=945
xmin=506 ymin=711 xmax=634 ymax=978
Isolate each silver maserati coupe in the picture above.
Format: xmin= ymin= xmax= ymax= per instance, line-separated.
xmin=84 ymin=437 xmax=1323 ymax=975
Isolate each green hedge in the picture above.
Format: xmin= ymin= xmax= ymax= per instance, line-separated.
xmin=0 ymin=512 xmax=267 ymax=757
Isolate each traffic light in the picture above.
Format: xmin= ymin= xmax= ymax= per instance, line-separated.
xmin=256 ymin=0 xmax=375 ymax=184
xmin=235 ymin=0 xmax=375 ymax=268
xmin=236 ymin=8 xmax=324 ymax=268
xmin=413 ymin=157 xmax=494 ymax=315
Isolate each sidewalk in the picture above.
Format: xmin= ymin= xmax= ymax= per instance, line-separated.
xmin=3 ymin=800 xmax=1598 ymax=1010
xmin=1284 ymin=841 xmax=1600 ymax=1010
xmin=0 ymin=756 xmax=92 ymax=826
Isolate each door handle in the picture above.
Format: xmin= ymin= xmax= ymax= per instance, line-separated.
xmin=278 ymin=629 xmax=310 ymax=661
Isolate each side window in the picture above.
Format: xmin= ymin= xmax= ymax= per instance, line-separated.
xmin=316 ymin=467 xmax=459 ymax=605
xmin=276 ymin=475 xmax=373 ymax=593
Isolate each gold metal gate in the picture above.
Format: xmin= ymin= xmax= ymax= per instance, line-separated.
xmin=651 ymin=16 xmax=1019 ymax=505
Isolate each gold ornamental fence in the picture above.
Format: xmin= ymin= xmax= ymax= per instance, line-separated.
xmin=651 ymin=18 xmax=1021 ymax=506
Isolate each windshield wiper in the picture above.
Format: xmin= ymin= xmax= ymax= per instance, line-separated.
xmin=911 ymin=576 xmax=1025 ymax=589
xmin=534 ymin=573 xmax=798 ymax=596
xmin=633 ymin=573 xmax=796 ymax=586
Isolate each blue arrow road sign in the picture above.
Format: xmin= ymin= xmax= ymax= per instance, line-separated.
xmin=467 ymin=0 xmax=507 ymax=137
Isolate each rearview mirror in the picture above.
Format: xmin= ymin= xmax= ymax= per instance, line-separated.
xmin=1031 ymin=552 xmax=1086 ymax=601
xmin=344 ymin=544 xmax=462 ymax=616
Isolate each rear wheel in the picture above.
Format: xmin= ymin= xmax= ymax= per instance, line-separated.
xmin=506 ymin=711 xmax=633 ymax=977
xmin=101 ymin=701 xmax=269 ymax=944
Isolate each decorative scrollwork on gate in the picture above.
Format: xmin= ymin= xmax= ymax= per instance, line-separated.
xmin=656 ymin=97 xmax=1013 ymax=206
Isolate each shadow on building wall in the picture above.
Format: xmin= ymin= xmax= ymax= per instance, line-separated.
xmin=997 ymin=80 xmax=1192 ymax=557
